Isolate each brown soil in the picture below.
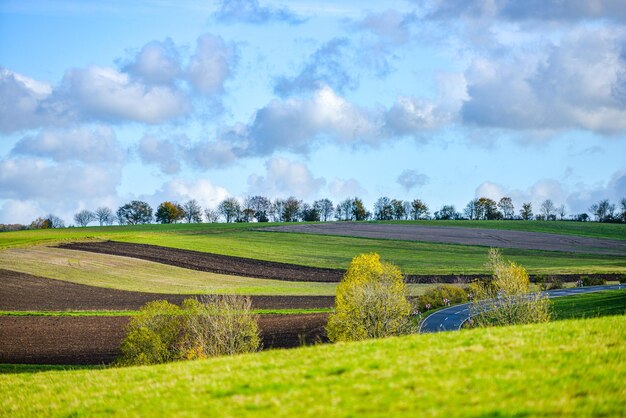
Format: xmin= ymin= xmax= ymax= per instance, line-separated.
xmin=265 ymin=222 xmax=626 ymax=256
xmin=0 ymin=269 xmax=334 ymax=311
xmin=56 ymin=241 xmax=624 ymax=284
xmin=0 ymin=314 xmax=328 ymax=365
xmin=58 ymin=241 xmax=343 ymax=282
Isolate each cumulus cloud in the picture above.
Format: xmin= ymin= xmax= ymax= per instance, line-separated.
xmin=397 ymin=169 xmax=429 ymax=191
xmin=0 ymin=68 xmax=62 ymax=133
xmin=247 ymin=157 xmax=325 ymax=198
xmin=328 ymin=178 xmax=367 ymax=199
xmin=183 ymin=85 xmax=454 ymax=169
xmin=148 ymin=178 xmax=230 ymax=209
xmin=462 ymin=27 xmax=626 ymax=135
xmin=0 ymin=32 xmax=236 ymax=134
xmin=137 ymin=135 xmax=185 ymax=174
xmin=60 ymin=65 xmax=189 ymax=124
xmin=186 ymin=34 xmax=236 ymax=96
xmin=12 ymin=126 xmax=124 ymax=163
xmin=0 ymin=199 xmax=43 ymax=225
xmin=124 ymin=39 xmax=181 ymax=85
xmin=427 ymin=0 xmax=626 ymax=23
xmin=213 ymin=0 xmax=305 ymax=24
xmin=0 ymin=157 xmax=121 ymax=201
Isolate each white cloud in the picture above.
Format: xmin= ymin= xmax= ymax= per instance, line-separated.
xmin=148 ymin=178 xmax=230 ymax=209
xmin=328 ymin=177 xmax=367 ymax=199
xmin=0 ymin=200 xmax=43 ymax=225
xmin=186 ymin=34 xmax=235 ymax=96
xmin=0 ymin=157 xmax=121 ymax=201
xmin=247 ymin=157 xmax=325 ymax=198
xmin=462 ymin=27 xmax=626 ymax=135
xmin=61 ymin=65 xmax=189 ymax=123
xmin=12 ymin=126 xmax=124 ymax=163
xmin=137 ymin=135 xmax=184 ymax=174
xmin=0 ymin=68 xmax=60 ymax=133
xmin=125 ymin=39 xmax=181 ymax=85
xmin=427 ymin=0 xmax=626 ymax=23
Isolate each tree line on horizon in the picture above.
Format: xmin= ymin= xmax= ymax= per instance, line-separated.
xmin=3 ymin=194 xmax=623 ymax=232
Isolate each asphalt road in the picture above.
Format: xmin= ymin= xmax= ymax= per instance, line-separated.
xmin=419 ymin=284 xmax=626 ymax=333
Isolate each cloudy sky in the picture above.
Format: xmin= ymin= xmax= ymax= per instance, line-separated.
xmin=1 ymin=0 xmax=625 ymax=224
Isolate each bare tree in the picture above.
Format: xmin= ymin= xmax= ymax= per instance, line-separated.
xmin=182 ymin=200 xmax=203 ymax=223
xmin=74 ymin=209 xmax=95 ymax=227
xmin=313 ymin=198 xmax=334 ymax=221
xmin=204 ymin=208 xmax=219 ymax=223
xmin=95 ymin=207 xmax=115 ymax=226
xmin=217 ymin=198 xmax=241 ymax=223
xmin=557 ymin=205 xmax=566 ymax=220
xmin=620 ymin=198 xmax=626 ymax=223
xmin=374 ymin=197 xmax=393 ymax=220
xmin=540 ymin=199 xmax=556 ymax=220
xmin=590 ymin=199 xmax=615 ymax=222
xmin=498 ymin=197 xmax=515 ymax=220
xmin=245 ymin=196 xmax=271 ymax=222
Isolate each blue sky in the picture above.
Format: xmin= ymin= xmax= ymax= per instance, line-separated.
xmin=1 ymin=0 xmax=625 ymax=224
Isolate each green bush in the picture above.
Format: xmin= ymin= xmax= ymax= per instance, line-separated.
xmin=619 ymin=275 xmax=626 ymax=284
xmin=419 ymin=285 xmax=468 ymax=311
xmin=581 ymin=276 xmax=607 ymax=286
xmin=116 ymin=300 xmax=182 ymax=366
xmin=116 ymin=296 xmax=260 ymax=366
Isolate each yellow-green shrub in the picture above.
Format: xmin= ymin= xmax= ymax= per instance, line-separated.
xmin=326 ymin=253 xmax=411 ymax=342
xmin=470 ymin=249 xmax=551 ymax=327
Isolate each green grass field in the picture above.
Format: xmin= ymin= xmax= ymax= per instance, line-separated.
xmin=551 ymin=289 xmax=626 ymax=320
xmin=0 ymin=247 xmax=339 ymax=296
xmin=1 ymin=221 xmax=624 ymax=275
xmin=1 ymin=315 xmax=623 ymax=417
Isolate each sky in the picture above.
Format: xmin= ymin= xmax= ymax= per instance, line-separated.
xmin=1 ymin=0 xmax=625 ymax=224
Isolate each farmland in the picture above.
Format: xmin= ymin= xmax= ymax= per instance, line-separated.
xmin=1 ymin=316 xmax=624 ymax=417
xmin=1 ymin=221 xmax=625 ymax=276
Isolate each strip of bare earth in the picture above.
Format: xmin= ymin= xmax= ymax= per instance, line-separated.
xmin=57 ymin=241 xmax=625 ymax=283
xmin=0 ymin=269 xmax=334 ymax=311
xmin=0 ymin=314 xmax=328 ymax=365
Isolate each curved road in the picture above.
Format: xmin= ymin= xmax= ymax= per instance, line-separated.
xmin=419 ymin=284 xmax=625 ymax=333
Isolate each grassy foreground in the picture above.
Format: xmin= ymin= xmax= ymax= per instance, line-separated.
xmin=1 ymin=316 xmax=624 ymax=417
xmin=1 ymin=222 xmax=625 ymax=275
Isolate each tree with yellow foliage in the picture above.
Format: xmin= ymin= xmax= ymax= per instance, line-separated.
xmin=326 ymin=253 xmax=412 ymax=342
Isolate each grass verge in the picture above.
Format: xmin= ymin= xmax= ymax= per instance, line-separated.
xmin=0 ymin=315 xmax=624 ymax=417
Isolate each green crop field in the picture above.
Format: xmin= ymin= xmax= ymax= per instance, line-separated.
xmin=1 ymin=315 xmax=624 ymax=417
xmin=552 ymin=289 xmax=626 ymax=320
xmin=1 ymin=221 xmax=624 ymax=275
